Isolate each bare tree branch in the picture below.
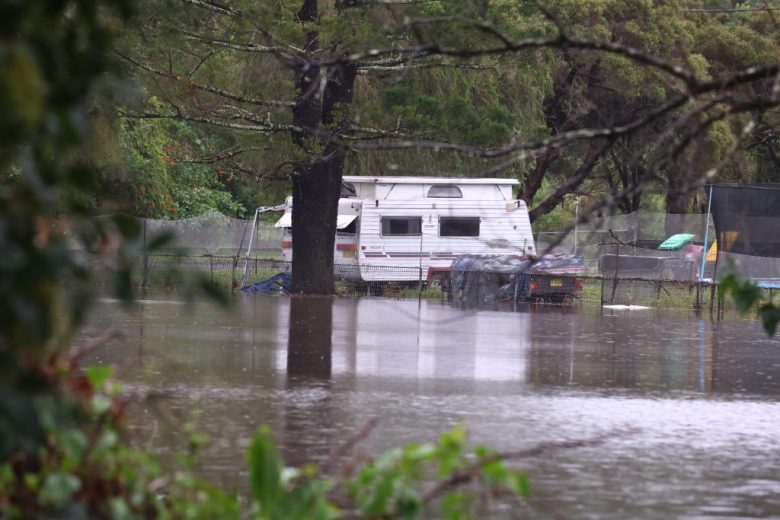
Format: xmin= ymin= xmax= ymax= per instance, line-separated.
xmin=182 ymin=30 xmax=300 ymax=58
xmin=324 ymin=17 xmax=698 ymax=88
xmin=183 ymin=0 xmax=239 ymax=16
xmin=118 ymin=110 xmax=299 ymax=135
xmin=115 ymin=50 xmax=295 ymax=108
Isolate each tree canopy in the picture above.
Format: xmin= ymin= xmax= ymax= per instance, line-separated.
xmin=104 ymin=0 xmax=780 ymax=291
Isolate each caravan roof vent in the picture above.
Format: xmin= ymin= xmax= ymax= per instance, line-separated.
xmin=427 ymin=185 xmax=462 ymax=198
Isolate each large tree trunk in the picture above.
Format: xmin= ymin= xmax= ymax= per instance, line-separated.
xmin=289 ymin=0 xmax=357 ymax=294
xmin=291 ymin=160 xmax=342 ymax=294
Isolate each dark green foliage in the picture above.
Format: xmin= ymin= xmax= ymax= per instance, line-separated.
xmin=0 ymin=361 xmax=242 ymax=518
xmin=381 ymin=85 xmax=516 ymax=145
xmin=0 ymin=1 xmax=235 ymax=515
xmin=248 ymin=427 xmax=283 ymax=515
xmin=241 ymin=424 xmax=529 ymax=519
xmin=0 ymin=0 xmax=134 ymax=460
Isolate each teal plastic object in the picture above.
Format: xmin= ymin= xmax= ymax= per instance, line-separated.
xmin=658 ymin=233 xmax=695 ymax=250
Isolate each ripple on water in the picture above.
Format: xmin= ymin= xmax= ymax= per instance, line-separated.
xmin=82 ymin=297 xmax=780 ymax=518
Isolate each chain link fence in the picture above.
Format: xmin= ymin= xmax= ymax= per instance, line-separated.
xmin=124 ymin=255 xmax=780 ymax=317
xmin=76 ymin=210 xmax=778 ymax=312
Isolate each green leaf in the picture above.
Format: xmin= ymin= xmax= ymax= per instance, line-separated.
xmin=362 ymin=473 xmax=398 ymax=516
xmin=85 ymin=365 xmax=114 ymax=390
xmin=111 ymin=214 xmax=141 ymax=239
xmin=401 ymin=442 xmax=437 ymax=464
xmin=508 ymin=471 xmax=531 ymax=498
xmin=93 ymin=429 xmax=119 ymax=453
xmin=436 ymin=427 xmax=467 ymax=477
xmin=719 ymin=270 xmax=779 ymax=337
xmin=59 ymin=428 xmax=88 ymax=462
xmin=247 ymin=426 xmax=282 ymax=517
xmin=277 ymin=479 xmax=336 ymax=520
xmin=111 ymin=269 xmax=134 ymax=303
xmin=395 ymin=489 xmax=423 ymax=520
xmin=91 ymin=394 xmax=112 ymax=415
xmin=758 ymin=303 xmax=780 ymax=337
xmin=198 ymin=276 xmax=231 ymax=307
xmin=144 ymin=230 xmax=175 ymax=252
xmin=442 ymin=491 xmax=471 ymax=520
xmin=109 ymin=497 xmax=132 ymax=520
xmin=39 ymin=472 xmax=81 ymax=507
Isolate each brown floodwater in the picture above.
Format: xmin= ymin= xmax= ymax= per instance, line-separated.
xmin=77 ymin=295 xmax=780 ymax=519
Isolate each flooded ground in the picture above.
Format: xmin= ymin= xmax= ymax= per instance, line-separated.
xmin=77 ymin=296 xmax=780 ymax=518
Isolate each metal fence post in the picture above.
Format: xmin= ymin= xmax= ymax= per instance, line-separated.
xmin=142 ymin=218 xmax=149 ymax=289
xmin=610 ymin=243 xmax=620 ymax=304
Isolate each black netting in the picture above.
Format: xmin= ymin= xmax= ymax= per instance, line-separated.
xmin=709 ymin=184 xmax=780 ymax=258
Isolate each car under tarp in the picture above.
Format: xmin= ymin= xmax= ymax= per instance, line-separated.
xmin=450 ymin=254 xmax=586 ymax=305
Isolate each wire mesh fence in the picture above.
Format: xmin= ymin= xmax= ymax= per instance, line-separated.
xmin=116 ymin=254 xmax=780 ymax=317
xmin=74 ymin=209 xmax=779 ymax=314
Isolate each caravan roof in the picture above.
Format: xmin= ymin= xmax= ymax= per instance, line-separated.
xmin=342 ymin=176 xmax=518 ymax=185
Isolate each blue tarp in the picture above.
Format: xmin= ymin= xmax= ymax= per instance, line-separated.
xmin=241 ymin=273 xmax=292 ymax=294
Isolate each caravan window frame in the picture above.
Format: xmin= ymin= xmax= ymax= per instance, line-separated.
xmin=439 ymin=216 xmax=480 ymax=237
xmin=381 ymin=216 xmax=422 ymax=237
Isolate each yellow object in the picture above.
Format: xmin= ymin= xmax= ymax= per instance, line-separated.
xmin=705 ymin=232 xmax=738 ymax=262
xmin=705 ymin=241 xmax=717 ymax=262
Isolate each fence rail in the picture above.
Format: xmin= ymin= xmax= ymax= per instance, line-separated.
xmin=73 ymin=209 xmax=780 ymax=314
xmin=111 ymin=254 xmax=780 ymax=315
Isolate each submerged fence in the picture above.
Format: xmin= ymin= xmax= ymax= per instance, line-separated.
xmin=123 ymin=254 xmax=780 ymax=316
xmin=77 ymin=209 xmax=778 ymax=312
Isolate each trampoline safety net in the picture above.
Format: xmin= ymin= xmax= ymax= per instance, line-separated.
xmin=709 ymin=184 xmax=780 ymax=282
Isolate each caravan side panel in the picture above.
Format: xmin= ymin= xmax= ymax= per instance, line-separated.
xmin=357 ymin=199 xmax=535 ymax=282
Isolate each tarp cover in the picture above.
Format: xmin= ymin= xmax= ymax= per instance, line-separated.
xmin=241 ymin=273 xmax=292 ymax=294
xmin=274 ymin=213 xmax=291 ymax=228
xmin=451 ymin=254 xmax=587 ymax=276
xmin=709 ymin=184 xmax=780 ymax=258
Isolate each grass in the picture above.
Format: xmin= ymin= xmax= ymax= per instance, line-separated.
xmin=335 ymin=281 xmax=445 ymax=300
xmin=397 ymin=285 xmax=446 ymax=300
xmin=134 ymin=261 xmax=283 ymax=291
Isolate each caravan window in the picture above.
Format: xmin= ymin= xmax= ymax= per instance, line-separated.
xmin=427 ymin=185 xmax=462 ymax=198
xmin=381 ymin=217 xmax=422 ymax=236
xmin=440 ymin=217 xmax=480 ymax=237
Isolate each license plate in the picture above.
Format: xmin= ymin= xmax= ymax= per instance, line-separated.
xmin=343 ymin=250 xmax=356 ymax=258
xmin=550 ymin=279 xmax=562 ymax=287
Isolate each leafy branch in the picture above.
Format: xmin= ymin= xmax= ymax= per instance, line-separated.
xmin=718 ymin=268 xmax=780 ymax=337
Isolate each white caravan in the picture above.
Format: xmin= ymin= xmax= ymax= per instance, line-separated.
xmin=274 ymin=176 xmax=536 ymax=284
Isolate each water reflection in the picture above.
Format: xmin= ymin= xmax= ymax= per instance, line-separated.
xmin=81 ymin=298 xmax=780 ymax=398
xmin=286 ymin=296 xmax=333 ymax=381
xmin=283 ymin=296 xmax=335 ymax=466
xmin=522 ymin=308 xmax=780 ymax=396
xmin=77 ymin=296 xmax=780 ymax=518
xmin=711 ymin=320 xmax=780 ymax=394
